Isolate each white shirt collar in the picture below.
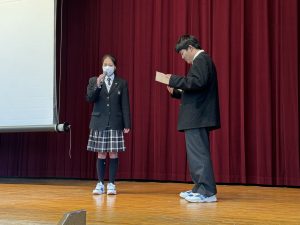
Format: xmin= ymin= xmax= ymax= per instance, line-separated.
xmin=105 ymin=73 xmax=115 ymax=84
xmin=193 ymin=49 xmax=205 ymax=62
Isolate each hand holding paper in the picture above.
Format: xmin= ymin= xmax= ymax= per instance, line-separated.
xmin=167 ymin=86 xmax=174 ymax=94
xmin=155 ymin=71 xmax=171 ymax=85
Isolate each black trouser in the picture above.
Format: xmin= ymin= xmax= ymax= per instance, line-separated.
xmin=184 ymin=128 xmax=217 ymax=196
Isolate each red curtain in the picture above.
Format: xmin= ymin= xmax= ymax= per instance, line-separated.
xmin=0 ymin=0 xmax=299 ymax=186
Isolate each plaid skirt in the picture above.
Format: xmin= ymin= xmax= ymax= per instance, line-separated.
xmin=87 ymin=129 xmax=126 ymax=152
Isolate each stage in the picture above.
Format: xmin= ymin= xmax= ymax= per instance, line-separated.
xmin=0 ymin=179 xmax=299 ymax=224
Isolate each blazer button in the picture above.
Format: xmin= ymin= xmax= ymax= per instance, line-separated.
xmin=107 ymin=104 xmax=109 ymax=107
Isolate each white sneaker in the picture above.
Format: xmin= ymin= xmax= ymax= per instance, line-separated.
xmin=107 ymin=183 xmax=117 ymax=195
xmin=92 ymin=182 xmax=105 ymax=195
xmin=185 ymin=194 xmax=217 ymax=203
xmin=179 ymin=190 xmax=194 ymax=198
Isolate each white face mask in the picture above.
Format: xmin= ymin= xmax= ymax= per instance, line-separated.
xmin=102 ymin=66 xmax=114 ymax=76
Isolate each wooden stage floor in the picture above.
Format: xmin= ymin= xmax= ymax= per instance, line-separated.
xmin=0 ymin=179 xmax=299 ymax=224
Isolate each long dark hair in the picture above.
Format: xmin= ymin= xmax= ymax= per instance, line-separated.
xmin=102 ymin=54 xmax=117 ymax=66
xmin=102 ymin=54 xmax=117 ymax=75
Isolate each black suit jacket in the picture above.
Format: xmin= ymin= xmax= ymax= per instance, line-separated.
xmin=86 ymin=75 xmax=131 ymax=131
xmin=169 ymin=52 xmax=220 ymax=131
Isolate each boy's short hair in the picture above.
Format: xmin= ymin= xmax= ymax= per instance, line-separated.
xmin=175 ymin=35 xmax=201 ymax=53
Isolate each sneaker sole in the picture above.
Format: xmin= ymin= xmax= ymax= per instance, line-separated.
xmin=185 ymin=197 xmax=217 ymax=203
xmin=186 ymin=199 xmax=217 ymax=203
xmin=93 ymin=191 xmax=104 ymax=195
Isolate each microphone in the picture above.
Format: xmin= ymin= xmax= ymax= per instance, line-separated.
xmin=99 ymin=71 xmax=107 ymax=85
xmin=103 ymin=71 xmax=108 ymax=78
xmin=102 ymin=71 xmax=108 ymax=83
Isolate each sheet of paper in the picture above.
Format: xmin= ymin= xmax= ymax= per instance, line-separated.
xmin=155 ymin=71 xmax=169 ymax=85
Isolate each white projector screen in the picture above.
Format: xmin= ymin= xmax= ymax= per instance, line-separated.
xmin=0 ymin=0 xmax=58 ymax=132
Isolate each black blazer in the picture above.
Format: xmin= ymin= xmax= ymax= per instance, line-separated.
xmin=86 ymin=75 xmax=131 ymax=131
xmin=169 ymin=52 xmax=220 ymax=131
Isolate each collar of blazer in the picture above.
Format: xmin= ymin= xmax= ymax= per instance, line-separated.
xmin=192 ymin=49 xmax=205 ymax=62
